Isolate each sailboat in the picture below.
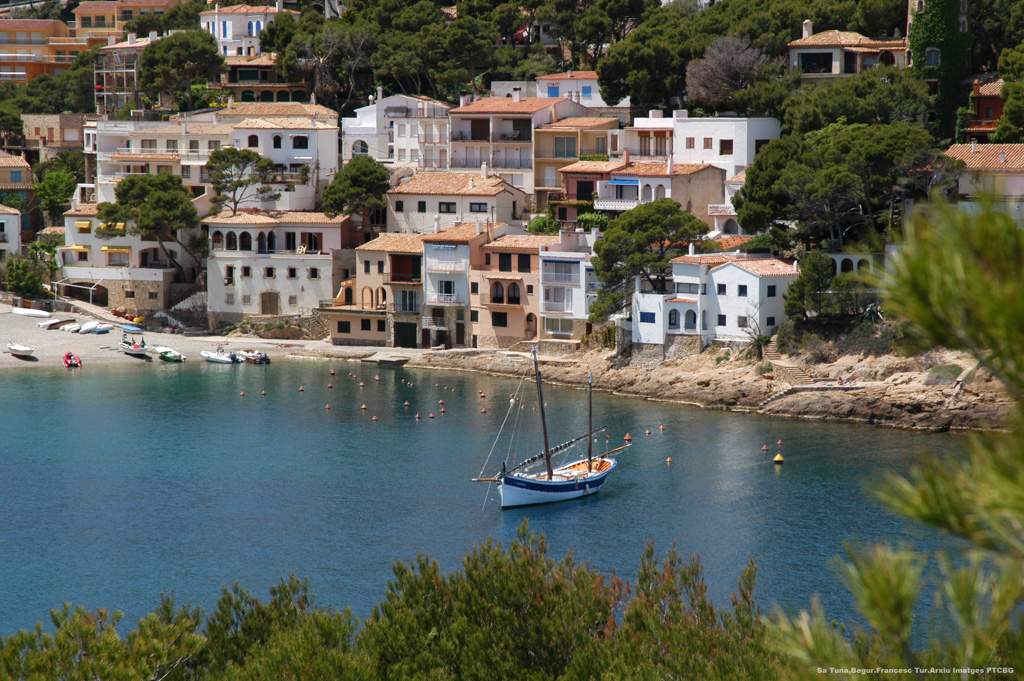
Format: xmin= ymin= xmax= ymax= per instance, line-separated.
xmin=475 ymin=347 xmax=629 ymax=508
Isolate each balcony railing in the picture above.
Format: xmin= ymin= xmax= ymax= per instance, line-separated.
xmin=386 ymin=273 xmax=422 ymax=284
xmin=548 ymin=192 xmax=593 ymax=202
xmin=385 ymin=105 xmax=449 ymax=118
xmin=418 ymin=133 xmax=449 ymax=145
xmin=610 ymin=148 xmax=669 ymax=160
xmin=425 ymin=292 xmax=462 ymax=305
xmin=490 ymin=158 xmax=532 ymax=169
xmin=450 ymin=156 xmax=485 ymax=168
xmin=422 ymin=316 xmax=446 ymax=328
xmin=418 ymin=158 xmax=448 ymax=169
xmin=451 ymin=132 xmax=490 ymax=142
xmin=493 ymin=132 xmax=531 ymax=143
xmin=111 ymin=147 xmax=179 ymax=157
xmin=425 ymin=260 xmax=465 ymax=272
xmin=593 ymin=198 xmax=640 ymax=211
xmin=542 ymin=301 xmax=572 ymax=312
xmin=480 ymin=293 xmax=522 ymax=307
xmin=542 ymin=272 xmax=580 ymax=285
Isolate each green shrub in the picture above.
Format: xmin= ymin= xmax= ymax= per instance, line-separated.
xmin=836 ymin=319 xmax=903 ymax=357
xmin=754 ymin=363 xmax=773 ymax=376
xmin=800 ymin=334 xmax=836 ymax=364
xmin=924 ymin=363 xmax=962 ymax=386
xmin=775 ymin=319 xmax=801 ymax=355
xmin=715 ymin=355 xmax=728 ymax=364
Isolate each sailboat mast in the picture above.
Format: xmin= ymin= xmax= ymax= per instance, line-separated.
xmin=587 ymin=373 xmax=593 ymax=472
xmin=533 ymin=346 xmax=553 ymax=480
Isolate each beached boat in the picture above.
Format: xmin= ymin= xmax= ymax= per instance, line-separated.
xmin=152 ymin=345 xmax=186 ymax=363
xmin=7 ymin=342 xmax=35 ymax=358
xmin=474 ymin=348 xmax=628 ymax=508
xmin=200 ymin=348 xmax=237 ymax=364
xmin=91 ymin=324 xmax=112 ymax=334
xmin=47 ymin=319 xmax=76 ymax=329
xmin=11 ymin=307 xmax=50 ymax=319
xmin=63 ymin=352 xmax=82 ymax=368
xmin=119 ymin=333 xmax=148 ymax=357
xmin=38 ymin=318 xmax=67 ymax=329
xmin=237 ymin=349 xmax=270 ymax=364
xmin=61 ymin=323 xmax=81 ymax=333
xmin=78 ymin=321 xmax=99 ymax=334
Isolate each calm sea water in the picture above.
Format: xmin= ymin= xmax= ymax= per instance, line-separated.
xmin=0 ymin=359 xmax=964 ymax=635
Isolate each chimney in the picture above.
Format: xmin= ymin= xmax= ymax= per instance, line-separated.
xmin=973 ymin=79 xmax=981 ymax=96
xmin=148 ymin=30 xmax=157 ymax=41
xmin=276 ymin=0 xmax=283 ymax=11
xmin=227 ymin=95 xmax=235 ymax=108
xmin=460 ymin=93 xmax=471 ymax=107
xmin=512 ymin=87 xmax=522 ymax=103
xmin=802 ymin=20 xmax=813 ymax=39
xmin=1000 ymin=151 xmax=1007 ymax=163
xmin=127 ymin=33 xmax=136 ymax=44
xmin=793 ymin=260 xmax=799 ymax=273
xmin=972 ymin=139 xmax=977 ymax=153
xmin=434 ymin=215 xmax=441 ymax=233
xmin=667 ymin=154 xmax=673 ymax=173
xmin=480 ymin=162 xmax=488 ymax=178
xmin=377 ymin=86 xmax=383 ymax=102
xmin=107 ymin=36 xmax=116 ymax=46
xmin=468 ymin=177 xmax=474 ymax=189
xmin=649 ymin=110 xmax=662 ymax=118
xmin=623 ymin=148 xmax=630 ymax=164
xmin=476 ymin=219 xmax=483 ymax=234
xmin=688 ymin=242 xmax=695 ymax=256
xmin=567 ymin=69 xmax=572 ymax=78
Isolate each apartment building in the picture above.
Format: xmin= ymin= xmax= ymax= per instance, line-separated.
xmin=93 ymin=32 xmax=165 ymax=117
xmin=200 ymin=1 xmax=298 ymax=57
xmin=0 ymin=204 xmax=21 ymax=256
xmin=341 ymin=90 xmax=451 ymax=168
xmin=533 ymin=116 xmax=618 ymax=210
xmin=72 ymin=0 xmax=185 ymax=46
xmin=385 ymin=170 xmax=526 ymax=234
xmin=0 ymin=19 xmax=89 ymax=85
xmin=0 ymin=151 xmax=32 ymax=232
xmin=220 ymin=53 xmax=307 ymax=104
xmin=538 ymin=229 xmax=600 ymax=342
xmin=671 ymin=113 xmax=780 ymax=179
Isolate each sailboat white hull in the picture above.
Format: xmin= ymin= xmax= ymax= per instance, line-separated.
xmin=499 ymin=457 xmax=617 ymax=508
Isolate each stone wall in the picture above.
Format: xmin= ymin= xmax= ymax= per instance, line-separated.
xmin=247 ymin=312 xmax=330 ymax=340
xmin=665 ymin=334 xmax=701 ymax=359
xmin=331 ymin=336 xmax=385 ymax=347
xmin=106 ymin=278 xmax=170 ymax=315
xmin=630 ymin=343 xmax=665 ymax=364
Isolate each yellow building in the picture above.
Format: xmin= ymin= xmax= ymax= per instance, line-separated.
xmin=0 ymin=19 xmax=89 ymax=85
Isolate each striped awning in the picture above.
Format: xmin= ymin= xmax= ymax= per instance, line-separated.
xmin=74 ymin=220 xmax=92 ymax=231
xmin=484 ymin=273 xmax=523 ymax=280
xmin=101 ymin=246 xmax=131 ymax=253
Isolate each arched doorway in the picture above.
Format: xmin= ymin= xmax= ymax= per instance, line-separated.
xmin=525 ymin=313 xmax=536 ymax=338
xmin=684 ymin=309 xmax=696 ymax=330
xmin=491 ymin=281 xmax=504 ymax=304
xmin=260 ymin=291 xmax=280 ymax=314
xmin=226 ymin=231 xmax=238 ymax=250
xmin=276 ymin=90 xmax=290 ymax=102
xmin=841 ymin=258 xmax=854 ymax=273
xmin=361 ymin=286 xmax=373 ymax=309
xmin=260 ymin=90 xmax=274 ymax=102
xmin=240 ymin=232 xmax=253 ymax=251
xmin=655 ymin=184 xmax=666 ymax=199
xmin=722 ymin=219 xmax=739 ymax=235
xmin=267 ymin=232 xmax=276 ymax=252
xmin=375 ymin=287 xmax=387 ymax=309
xmin=641 ymin=184 xmax=652 ymax=202
xmin=211 ymin=230 xmax=224 ymax=249
xmin=344 ymin=286 xmax=354 ymax=305
xmin=256 ymin=232 xmax=267 ymax=253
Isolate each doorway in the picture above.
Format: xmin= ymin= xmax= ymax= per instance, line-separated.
xmin=260 ymin=291 xmax=280 ymax=315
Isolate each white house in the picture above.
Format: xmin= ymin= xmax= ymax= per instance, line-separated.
xmin=535 ymin=71 xmax=630 ymax=110
xmin=707 ymin=171 xmax=751 ymax=236
xmin=787 ymin=20 xmax=906 ymax=83
xmin=0 ymin=204 xmax=22 ymax=257
xmin=632 ymin=248 xmax=799 ymax=353
xmin=538 ymin=229 xmax=600 ymax=341
xmin=671 ymin=113 xmax=781 ymax=179
xmin=386 ymin=169 xmax=527 ymax=234
xmin=341 ymin=90 xmax=451 ymax=168
xmin=200 ymin=1 xmax=298 ymax=57
xmin=204 ymin=209 xmax=358 ymax=325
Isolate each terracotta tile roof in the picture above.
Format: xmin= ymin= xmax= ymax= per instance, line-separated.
xmin=483 ymin=234 xmax=559 ymax=250
xmin=0 ymin=204 xmax=21 ymax=215
xmin=788 ymin=30 xmax=905 ymax=49
xmin=233 ymin=117 xmax=335 ymax=130
xmin=201 ymin=210 xmax=348 ymax=225
xmin=536 ymin=71 xmax=598 ymax=81
xmin=976 ymin=79 xmax=1004 ymax=97
xmin=0 ymin=152 xmax=31 ymax=168
xmin=225 ymin=54 xmax=278 ymax=67
xmin=452 ymin=97 xmax=565 ymax=114
xmin=727 ymin=171 xmax=746 ymax=183
xmin=356 ymin=232 xmax=424 ymax=253
xmin=438 ymin=5 xmax=457 ymax=20
xmin=665 ymin=296 xmax=696 ymax=304
xmin=219 ymin=102 xmax=337 ymax=118
xmin=944 ymin=143 xmax=1024 ymax=170
xmin=101 ymin=37 xmax=156 ymax=51
xmin=73 ymin=2 xmax=118 ymax=13
xmin=559 ymin=160 xmax=629 ymax=174
xmin=200 ymin=4 xmax=298 ymax=15
xmin=0 ymin=18 xmax=64 ymax=28
xmin=670 ymin=254 xmax=732 ymax=265
xmin=388 ymin=172 xmax=511 ymax=196
xmin=423 ymin=222 xmax=504 ymax=243
xmin=539 ymin=117 xmax=616 ymax=130
xmin=615 ymin=162 xmax=712 ymax=177
xmin=64 ymin=203 xmax=99 ymax=217
xmin=716 ymin=258 xmax=797 ymax=277
xmin=714 ymin=235 xmax=754 ymax=250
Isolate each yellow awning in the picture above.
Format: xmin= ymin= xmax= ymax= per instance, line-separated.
xmin=74 ymin=220 xmax=92 ymax=231
xmin=101 ymin=246 xmax=131 ymax=253
xmin=60 ymin=245 xmax=90 ymax=252
xmin=99 ymin=222 xmax=126 ymax=231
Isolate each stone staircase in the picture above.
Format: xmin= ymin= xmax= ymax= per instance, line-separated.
xmin=763 ymin=338 xmax=816 ymax=386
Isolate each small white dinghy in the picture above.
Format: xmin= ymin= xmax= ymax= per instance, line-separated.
xmin=11 ymin=307 xmax=50 ymax=319
xmin=7 ymin=342 xmax=34 ymax=357
xmin=200 ymin=348 xmax=237 ymax=364
xmin=78 ymin=321 xmax=100 ymax=334
xmin=37 ymin=318 xmax=65 ymax=329
xmin=62 ymin=323 xmax=81 ymax=333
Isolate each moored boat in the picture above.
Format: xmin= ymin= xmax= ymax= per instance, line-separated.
xmin=63 ymin=352 xmax=82 ymax=368
xmin=37 ymin=318 xmax=67 ymax=329
xmin=7 ymin=342 xmax=35 ymax=358
xmin=91 ymin=324 xmax=112 ymax=334
xmin=237 ymin=349 xmax=270 ymax=364
xmin=474 ymin=348 xmax=628 ymax=508
xmin=152 ymin=345 xmax=186 ymax=363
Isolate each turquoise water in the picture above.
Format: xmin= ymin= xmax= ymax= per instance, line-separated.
xmin=0 ymin=360 xmax=964 ymax=635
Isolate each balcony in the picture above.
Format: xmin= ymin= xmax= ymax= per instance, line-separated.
xmin=422 ymin=316 xmax=446 ymax=328
xmin=480 ymin=293 xmax=522 ymax=307
xmin=492 ymin=131 xmax=531 ymax=143
xmin=109 ymin=147 xmax=179 ymax=160
xmin=542 ymin=300 xmax=572 ymax=312
xmin=451 ymin=132 xmax=490 ymax=142
xmin=418 ymin=158 xmax=448 ymax=169
xmin=490 ymin=158 xmax=532 ymax=169
xmin=610 ymin=148 xmax=669 ymax=161
xmin=385 ymin=105 xmax=449 ymax=118
xmin=424 ymin=292 xmax=463 ymax=305
xmin=418 ymin=133 xmax=448 ymax=145
xmin=425 ymin=259 xmax=465 ymax=272
xmin=386 ymin=273 xmax=422 ymax=284
xmin=594 ymin=198 xmax=640 ymax=211
xmin=548 ymin=192 xmax=593 ymax=202
xmin=450 ymin=156 xmax=485 ymax=169
xmin=542 ymin=272 xmax=580 ymax=285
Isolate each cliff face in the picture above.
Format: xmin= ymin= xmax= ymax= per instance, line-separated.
xmin=406 ymin=346 xmax=1012 ymax=432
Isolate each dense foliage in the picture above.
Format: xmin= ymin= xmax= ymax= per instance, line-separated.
xmin=206 ymin=148 xmax=281 ymax=216
xmin=322 ymin=155 xmax=391 ymax=222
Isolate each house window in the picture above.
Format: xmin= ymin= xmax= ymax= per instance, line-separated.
xmin=125 ymin=290 xmax=135 ymax=298
xmin=767 ymin=285 xmax=776 ymax=297
xmin=287 ymin=267 xmax=297 ymax=279
xmin=737 ymin=316 xmax=748 ymax=328
xmin=361 ymin=318 xmax=371 ymax=331
xmin=485 ymin=253 xmax=491 ymax=266
xmin=76 ymin=251 xmax=88 ymax=262
xmin=338 ymin=321 xmax=351 ymax=333
xmin=518 ymin=254 xmax=531 ymax=272
xmin=264 ymin=267 xmax=275 ymax=278
xmin=717 ymin=314 xmax=726 ymax=326
xmin=767 ymin=316 xmax=776 ymax=327
xmin=417 ymin=201 xmax=426 ymax=213
xmin=927 ymin=80 xmax=939 ymax=96
xmin=226 ymin=294 xmax=234 ymax=304
xmin=925 ymin=48 xmax=940 ymax=66
xmin=189 ymin=140 xmax=199 ymax=152
xmin=247 ymin=134 xmax=258 ymax=147
xmin=498 ymin=253 xmax=512 ymax=271
xmin=10 ymin=171 xmax=21 ymax=183
xmin=668 ymin=309 xmax=679 ymax=329
xmin=364 ymin=260 xmax=370 ymax=273
xmin=242 ymin=266 xmax=252 ymax=277
xmin=491 ymin=311 xmax=508 ymax=327
xmin=470 ymin=310 xmax=478 ymax=322
xmin=639 ymin=311 xmax=655 ymax=323
xmin=208 ymin=140 xmax=221 ymax=151
xmin=703 ymin=137 xmax=713 ymax=149
xmin=720 ymin=139 xmax=733 ymax=155
xmin=395 ymin=200 xmax=404 ymax=212
xmin=309 ymin=267 xmax=319 ymax=279
xmin=108 ymin=252 xmax=128 ymax=267
xmin=288 ymin=295 xmax=298 ymax=305
xmin=242 ymin=295 xmax=252 ymax=305
xmin=553 ymin=136 xmax=577 ymax=158
xmin=292 ymin=135 xmax=309 ymax=149
xmin=439 ymin=202 xmax=456 ymax=213
xmin=547 ymin=85 xmax=559 ymax=97
xmin=470 ymin=282 xmax=478 ymax=294
xmin=738 ymin=284 xmax=747 ymax=297
xmin=717 ymin=283 xmax=726 ymax=295
xmin=273 ymin=135 xmax=281 ymax=149
xmin=181 ymin=166 xmax=191 ymax=179
xmin=470 ymin=202 xmax=487 ymax=212
xmin=377 ymin=319 xmax=385 ymax=332
xmin=686 ymin=137 xmax=695 ymax=149
xmin=377 ymin=260 xmax=384 ymax=274
xmin=527 ymin=285 xmax=533 ymax=294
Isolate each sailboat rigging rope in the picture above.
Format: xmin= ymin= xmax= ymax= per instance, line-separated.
xmin=476 ymin=369 xmax=529 ymax=478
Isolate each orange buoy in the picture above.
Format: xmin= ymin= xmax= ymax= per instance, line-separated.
xmin=404 ymin=401 xmax=410 ymax=407
xmin=326 ymin=404 xmax=331 ymax=410
xmin=330 ymin=369 xmax=335 ymax=376
xmin=360 ymin=404 xmax=367 ymax=410
xmin=480 ymin=393 xmax=486 ymax=398
xmin=359 ymin=381 xmax=365 ymax=387
xmin=481 ymin=408 xmax=487 ymax=413
xmin=240 ymin=391 xmax=246 ymax=396
xmin=299 ymin=386 xmax=304 ymax=392
xmin=415 ymin=413 xmax=421 ymax=419
xmin=510 ymin=393 xmax=514 ymax=398
xmin=375 ymin=375 xmax=380 ymax=381
xmin=439 ymin=399 xmax=444 ymax=405
xmin=777 ymin=439 xmax=784 ymax=446
xmin=371 ymin=415 xmax=378 ymax=421
xmin=440 ymin=407 xmax=446 ymax=413
xmin=429 ymin=413 xmax=435 ymax=418
xmin=762 ymin=444 xmax=769 ymax=452
xmin=261 ymin=390 xmax=266 ymax=396
xmin=645 ymin=429 xmax=651 ymax=435
xmin=659 ymin=425 xmax=665 ymax=431
xmin=666 ymin=457 xmax=672 ymax=464
xmin=328 ymin=383 xmax=333 ymax=389
xmin=444 ymin=386 xmax=448 ymax=390
xmin=624 ymin=433 xmax=633 ymax=441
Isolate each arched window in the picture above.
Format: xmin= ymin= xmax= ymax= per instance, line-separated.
xmin=684 ymin=310 xmax=696 ymax=330
xmin=507 ymin=282 xmax=521 ymax=305
xmin=857 ymin=258 xmax=870 ymax=272
xmin=655 ymin=184 xmax=666 ymax=200
xmin=273 ymin=135 xmax=282 ymax=149
xmin=240 ymin=232 xmax=252 ymax=251
xmin=247 ymin=134 xmax=258 ymax=148
xmin=241 ymin=90 xmax=256 ymax=102
xmin=226 ymin=231 xmax=238 ymax=250
xmin=255 ymin=21 xmax=261 ymax=33
xmin=276 ymin=91 xmax=290 ymax=102
xmin=352 ymin=140 xmax=368 ymax=156
xmin=375 ymin=287 xmax=387 ymax=308
xmin=361 ymin=286 xmax=373 ymax=309
xmin=211 ymin=230 xmax=224 ymax=249
xmin=723 ymin=219 xmax=739 ymax=235
xmin=247 ymin=21 xmax=253 ymax=36
xmin=267 ymin=232 xmax=276 ymax=251
xmin=641 ymin=184 xmax=653 ymax=202
xmin=491 ymin=281 xmax=505 ymax=304
xmin=668 ymin=309 xmax=679 ymax=329
xmin=841 ymin=258 xmax=854 ymax=273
